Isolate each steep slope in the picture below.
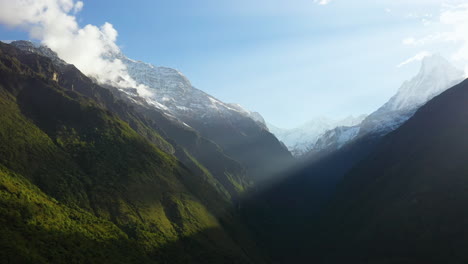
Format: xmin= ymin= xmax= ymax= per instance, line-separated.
xmin=11 ymin=40 xmax=292 ymax=183
xmin=240 ymin=132 xmax=379 ymax=263
xmin=10 ymin=40 xmax=253 ymax=201
xmin=0 ymin=164 xmax=152 ymax=264
xmin=312 ymin=78 xmax=468 ymax=264
xmin=0 ymin=42 xmax=264 ymax=263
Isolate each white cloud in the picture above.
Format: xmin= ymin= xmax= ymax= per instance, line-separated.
xmin=0 ymin=0 xmax=150 ymax=95
xmin=73 ymin=1 xmax=83 ymax=13
xmin=401 ymin=3 xmax=468 ymax=74
xmin=439 ymin=4 xmax=468 ymax=61
xmin=314 ymin=0 xmax=332 ymax=5
xmin=397 ymin=51 xmax=431 ymax=67
xmin=402 ymin=33 xmax=444 ymax=46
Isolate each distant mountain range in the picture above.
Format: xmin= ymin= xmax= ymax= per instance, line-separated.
xmin=267 ymin=115 xmax=366 ymax=155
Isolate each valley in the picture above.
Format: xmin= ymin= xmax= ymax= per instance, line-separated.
xmin=1 ymin=1 xmax=468 ymax=263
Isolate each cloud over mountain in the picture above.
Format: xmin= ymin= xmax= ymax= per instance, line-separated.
xmin=0 ymin=0 xmax=149 ymax=93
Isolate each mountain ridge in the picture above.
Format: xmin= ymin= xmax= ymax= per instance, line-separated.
xmin=10 ymin=40 xmax=293 ymax=184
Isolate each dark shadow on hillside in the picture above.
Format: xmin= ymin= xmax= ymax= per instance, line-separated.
xmin=237 ymin=133 xmax=384 ymax=263
xmin=239 ymin=79 xmax=468 ymax=264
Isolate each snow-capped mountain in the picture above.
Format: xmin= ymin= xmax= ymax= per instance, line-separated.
xmin=116 ymin=55 xmax=292 ymax=181
xmin=112 ymin=53 xmax=269 ymax=130
xmin=9 ymin=40 xmax=266 ymax=128
xmin=10 ymin=40 xmax=269 ymax=128
xmin=312 ymin=54 xmax=465 ymax=154
xmin=312 ymin=125 xmax=361 ymax=153
xmin=112 ymin=54 xmax=292 ymax=182
xmin=268 ymin=115 xmax=366 ymax=155
xmin=359 ymin=54 xmax=464 ymax=135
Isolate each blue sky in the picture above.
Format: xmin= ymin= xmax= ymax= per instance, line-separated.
xmin=1 ymin=0 xmax=466 ymax=128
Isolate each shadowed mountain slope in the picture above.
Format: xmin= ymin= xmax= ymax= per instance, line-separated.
xmin=243 ymin=77 xmax=468 ymax=264
xmin=311 ymin=78 xmax=468 ymax=264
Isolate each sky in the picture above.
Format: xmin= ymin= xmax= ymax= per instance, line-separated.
xmin=0 ymin=0 xmax=468 ymax=128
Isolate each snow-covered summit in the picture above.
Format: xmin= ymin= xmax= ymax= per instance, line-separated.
xmin=311 ymin=54 xmax=465 ymax=156
xmin=109 ymin=52 xmax=267 ymax=127
xmin=383 ymin=55 xmax=463 ymax=113
xmin=360 ymin=54 xmax=464 ymax=135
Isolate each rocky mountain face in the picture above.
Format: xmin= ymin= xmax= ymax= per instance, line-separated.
xmin=115 ymin=53 xmax=292 ymax=182
xmin=0 ymin=41 xmax=266 ymax=263
xmin=268 ymin=115 xmax=366 ymax=156
xmin=310 ymin=124 xmax=361 ymax=154
xmin=311 ymin=55 xmax=464 ymax=156
xmin=117 ymin=53 xmax=267 ymax=127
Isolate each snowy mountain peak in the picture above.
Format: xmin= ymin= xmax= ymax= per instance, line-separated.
xmin=108 ymin=51 xmax=272 ymax=130
xmin=310 ymin=55 xmax=466 ymax=156
xmin=116 ymin=54 xmax=193 ymax=94
xmin=360 ymin=55 xmax=464 ymax=136
xmin=383 ymin=55 xmax=464 ymax=113
xmin=10 ymin=40 xmax=267 ymax=129
xmin=420 ymin=54 xmax=453 ymax=74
